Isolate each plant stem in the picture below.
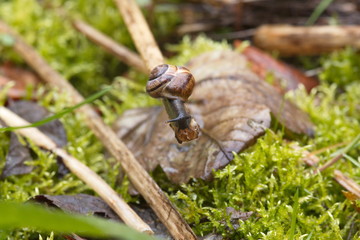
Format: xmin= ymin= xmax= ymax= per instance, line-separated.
xmin=114 ymin=0 xmax=164 ymax=71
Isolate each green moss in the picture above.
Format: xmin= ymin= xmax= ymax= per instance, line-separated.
xmin=169 ymin=129 xmax=357 ymax=239
xmin=320 ymin=47 xmax=360 ymax=87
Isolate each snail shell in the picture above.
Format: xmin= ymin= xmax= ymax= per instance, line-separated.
xmin=146 ymin=64 xmax=195 ymax=102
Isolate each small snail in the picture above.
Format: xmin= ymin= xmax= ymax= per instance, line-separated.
xmin=146 ymin=64 xmax=199 ymax=143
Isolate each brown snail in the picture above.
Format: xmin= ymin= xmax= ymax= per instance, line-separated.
xmin=146 ymin=64 xmax=199 ymax=143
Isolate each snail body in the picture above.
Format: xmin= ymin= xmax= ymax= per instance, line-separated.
xmin=146 ymin=64 xmax=195 ymax=102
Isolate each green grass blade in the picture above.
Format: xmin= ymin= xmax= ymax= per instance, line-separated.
xmin=305 ymin=231 xmax=313 ymax=240
xmin=0 ymin=87 xmax=111 ymax=132
xmin=289 ymin=189 xmax=299 ymax=240
xmin=0 ymin=201 xmax=156 ymax=240
xmin=306 ymin=0 xmax=334 ymax=26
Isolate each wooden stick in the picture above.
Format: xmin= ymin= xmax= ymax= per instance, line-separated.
xmin=334 ymin=170 xmax=360 ymax=199
xmin=310 ymin=141 xmax=349 ymax=155
xmin=0 ymin=107 xmax=153 ymax=234
xmin=72 ymin=20 xmax=147 ymax=74
xmin=0 ymin=20 xmax=196 ymax=240
xmin=114 ymin=0 xmax=164 ymax=71
xmin=254 ymin=25 xmax=360 ymax=56
xmin=315 ymin=154 xmax=343 ymax=173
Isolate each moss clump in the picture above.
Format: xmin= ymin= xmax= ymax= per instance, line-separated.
xmin=320 ymin=47 xmax=360 ymax=87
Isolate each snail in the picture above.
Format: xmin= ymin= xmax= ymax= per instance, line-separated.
xmin=146 ymin=64 xmax=199 ymax=143
xmin=146 ymin=64 xmax=195 ymax=123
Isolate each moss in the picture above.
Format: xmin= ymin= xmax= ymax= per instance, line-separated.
xmin=320 ymin=47 xmax=360 ymax=87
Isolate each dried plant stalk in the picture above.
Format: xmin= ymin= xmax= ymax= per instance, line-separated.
xmin=0 ymin=20 xmax=195 ymax=240
xmin=0 ymin=107 xmax=153 ymax=234
xmin=334 ymin=170 xmax=360 ymax=199
xmin=72 ymin=20 xmax=147 ymax=73
xmin=114 ymin=0 xmax=164 ymax=71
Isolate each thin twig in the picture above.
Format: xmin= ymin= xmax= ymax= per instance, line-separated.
xmin=334 ymin=170 xmax=360 ymax=199
xmin=114 ymin=0 xmax=164 ymax=71
xmin=310 ymin=141 xmax=349 ymax=155
xmin=0 ymin=20 xmax=194 ymax=240
xmin=315 ymin=154 xmax=343 ymax=173
xmin=72 ymin=20 xmax=147 ymax=74
xmin=314 ymin=134 xmax=360 ymax=173
xmin=0 ymin=106 xmax=153 ymax=234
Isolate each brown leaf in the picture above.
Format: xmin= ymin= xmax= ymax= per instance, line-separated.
xmin=0 ymin=62 xmax=40 ymax=99
xmin=1 ymin=100 xmax=68 ymax=178
xmin=32 ymin=194 xmax=120 ymax=220
xmin=114 ymin=50 xmax=314 ymax=183
xmin=234 ymin=41 xmax=319 ymax=93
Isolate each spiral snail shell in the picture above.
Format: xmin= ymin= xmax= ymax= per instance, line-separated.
xmin=146 ymin=64 xmax=195 ymax=102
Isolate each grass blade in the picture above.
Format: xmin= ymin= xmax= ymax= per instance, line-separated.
xmin=306 ymin=0 xmax=334 ymax=26
xmin=0 ymin=201 xmax=156 ymax=240
xmin=289 ymin=189 xmax=299 ymax=240
xmin=0 ymin=87 xmax=111 ymax=132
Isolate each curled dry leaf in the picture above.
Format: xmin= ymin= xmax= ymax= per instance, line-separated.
xmin=1 ymin=100 xmax=68 ymax=178
xmin=114 ymin=50 xmax=314 ymax=183
xmin=32 ymin=194 xmax=120 ymax=220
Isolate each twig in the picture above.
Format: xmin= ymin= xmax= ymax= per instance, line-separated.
xmin=315 ymin=134 xmax=360 ymax=173
xmin=334 ymin=170 xmax=360 ymax=199
xmin=254 ymin=25 xmax=360 ymax=56
xmin=114 ymin=0 xmax=164 ymax=71
xmin=114 ymin=0 xmax=198 ymax=238
xmin=0 ymin=106 xmax=153 ymax=234
xmin=315 ymin=154 xmax=343 ymax=173
xmin=0 ymin=20 xmax=195 ymax=240
xmin=72 ymin=20 xmax=147 ymax=74
xmin=310 ymin=141 xmax=349 ymax=155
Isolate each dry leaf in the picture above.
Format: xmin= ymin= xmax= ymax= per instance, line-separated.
xmin=0 ymin=62 xmax=40 ymax=99
xmin=32 ymin=194 xmax=172 ymax=239
xmin=114 ymin=50 xmax=314 ymax=183
xmin=234 ymin=41 xmax=319 ymax=93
